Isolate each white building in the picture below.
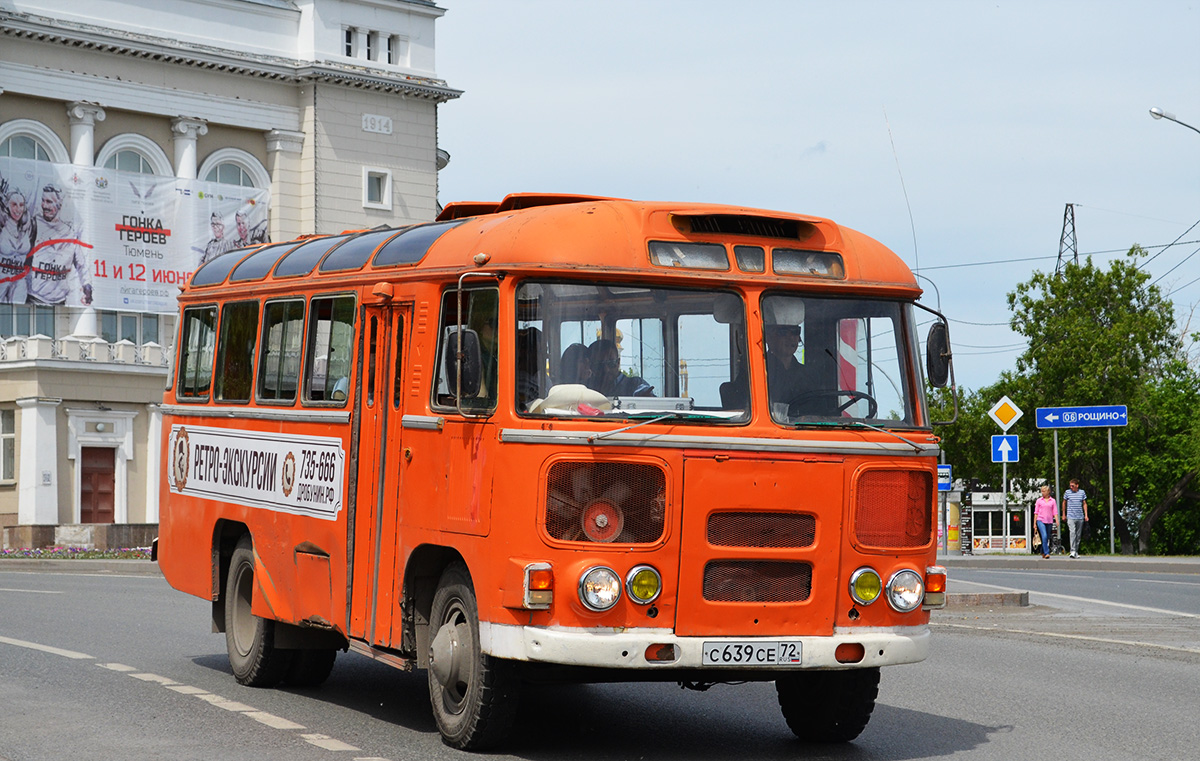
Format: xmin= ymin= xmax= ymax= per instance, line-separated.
xmin=0 ymin=0 xmax=459 ymax=549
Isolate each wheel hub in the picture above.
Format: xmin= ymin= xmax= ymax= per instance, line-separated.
xmin=429 ymin=620 xmax=469 ymax=688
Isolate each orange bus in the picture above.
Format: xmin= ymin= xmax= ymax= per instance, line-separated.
xmin=157 ymin=193 xmax=955 ymax=749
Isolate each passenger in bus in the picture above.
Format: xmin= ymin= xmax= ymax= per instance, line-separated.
xmin=586 ymin=339 xmax=654 ymax=397
xmin=556 ymin=343 xmax=592 ymax=386
xmin=765 ymin=323 xmax=816 ymax=411
xmin=516 ymin=326 xmax=545 ymax=410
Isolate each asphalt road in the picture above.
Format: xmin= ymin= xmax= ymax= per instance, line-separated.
xmin=2 ymin=561 xmax=1199 ymax=760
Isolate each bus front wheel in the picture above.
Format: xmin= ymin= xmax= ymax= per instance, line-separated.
xmin=427 ymin=562 xmax=519 ymax=749
xmin=225 ymin=536 xmax=293 ymax=687
xmin=775 ymin=667 xmax=880 ymax=743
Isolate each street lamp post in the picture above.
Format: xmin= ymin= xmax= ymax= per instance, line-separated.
xmin=1149 ymin=107 xmax=1200 ymax=137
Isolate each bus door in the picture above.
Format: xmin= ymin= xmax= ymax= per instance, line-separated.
xmin=349 ymin=301 xmax=409 ymax=646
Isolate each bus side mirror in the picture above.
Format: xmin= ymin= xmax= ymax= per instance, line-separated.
xmin=443 ymin=326 xmax=483 ymax=398
xmin=926 ymin=321 xmax=951 ymax=388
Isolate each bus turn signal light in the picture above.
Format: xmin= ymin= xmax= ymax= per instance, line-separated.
xmin=523 ymin=563 xmax=553 ymax=609
xmin=923 ymin=565 xmax=947 ymax=609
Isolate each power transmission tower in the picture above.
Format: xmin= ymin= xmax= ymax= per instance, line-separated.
xmin=1056 ymin=203 xmax=1078 ymax=276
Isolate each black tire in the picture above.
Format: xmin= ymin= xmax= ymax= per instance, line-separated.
xmin=427 ymin=562 xmax=519 ymax=750
xmin=775 ymin=667 xmax=880 ymax=743
xmin=284 ymin=648 xmax=337 ymax=688
xmin=225 ymin=536 xmax=293 ymax=687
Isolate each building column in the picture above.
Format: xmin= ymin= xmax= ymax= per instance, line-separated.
xmin=354 ymin=27 xmax=369 ymax=60
xmin=265 ymin=129 xmax=305 ymax=241
xmin=67 ymin=102 xmax=105 ymax=338
xmin=17 ymin=397 xmax=62 ymax=526
xmin=66 ymin=101 xmax=105 ymax=167
xmin=144 ymin=404 xmax=162 ymax=523
xmin=172 ymin=117 xmax=209 ymax=180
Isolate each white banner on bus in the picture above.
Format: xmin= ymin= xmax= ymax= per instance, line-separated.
xmin=166 ymin=425 xmax=344 ymax=521
xmin=0 ymin=156 xmax=270 ymax=313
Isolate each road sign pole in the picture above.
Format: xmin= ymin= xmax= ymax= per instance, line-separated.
xmin=1053 ymin=430 xmax=1060 ymax=513
xmin=1002 ymin=461 xmax=1008 ymax=552
xmin=1108 ymin=427 xmax=1115 ymax=554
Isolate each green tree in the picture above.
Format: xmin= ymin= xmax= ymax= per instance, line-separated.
xmin=934 ymin=249 xmax=1200 ymax=554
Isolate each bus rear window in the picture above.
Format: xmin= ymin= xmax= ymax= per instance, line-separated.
xmin=257 ymin=299 xmax=305 ymax=403
xmin=177 ymin=306 xmax=217 ymax=400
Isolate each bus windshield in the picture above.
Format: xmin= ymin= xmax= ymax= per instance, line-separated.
xmin=515 ymin=281 xmax=749 ymax=420
xmin=762 ymin=293 xmax=923 ymax=427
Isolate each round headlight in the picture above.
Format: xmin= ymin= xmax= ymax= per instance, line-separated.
xmin=886 ymin=569 xmax=925 ymax=612
xmin=625 ymin=565 xmax=662 ymax=605
xmin=579 ymin=566 xmax=622 ymax=611
xmin=849 ymin=567 xmax=882 ymax=606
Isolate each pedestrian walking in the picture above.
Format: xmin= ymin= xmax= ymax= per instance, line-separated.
xmin=1033 ymin=485 xmax=1058 ymax=559
xmin=1062 ymin=478 xmax=1088 ymax=558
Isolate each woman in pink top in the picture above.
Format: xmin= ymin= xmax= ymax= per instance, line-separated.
xmin=1034 ymin=485 xmax=1059 ymax=559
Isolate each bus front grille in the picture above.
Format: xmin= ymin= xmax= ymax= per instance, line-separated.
xmin=544 ymin=461 xmax=666 ymax=544
xmin=706 ymin=512 xmax=816 ymax=548
xmin=855 ymin=470 xmax=932 ymax=549
xmin=702 ymin=560 xmax=812 ymax=602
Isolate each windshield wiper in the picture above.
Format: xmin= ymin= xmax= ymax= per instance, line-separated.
xmin=849 ymin=420 xmax=925 ymax=452
xmin=587 ymin=411 xmax=710 ymax=442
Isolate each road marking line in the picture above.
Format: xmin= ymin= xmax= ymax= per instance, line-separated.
xmin=194 ymin=693 xmax=257 ymax=712
xmin=99 ymin=662 xmax=137 ymax=672
xmin=936 ymin=622 xmax=1200 ymax=655
xmin=165 ymin=684 xmax=209 ymax=695
xmin=0 ymin=635 xmax=93 ymax=660
xmin=129 ymin=672 xmax=181 ymax=686
xmin=244 ymin=711 xmax=306 ymax=730
xmin=951 ymin=580 xmax=1200 ymax=618
xmin=302 ymin=734 xmax=361 ymax=752
xmin=0 ymin=587 xmax=63 ymax=594
xmin=353 ymin=757 xmax=393 ymax=760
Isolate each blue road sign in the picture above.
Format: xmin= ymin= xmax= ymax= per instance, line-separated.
xmin=991 ymin=435 xmax=1019 ymax=463
xmin=1035 ymin=405 xmax=1127 ymax=429
xmin=937 ymin=464 xmax=952 ymax=492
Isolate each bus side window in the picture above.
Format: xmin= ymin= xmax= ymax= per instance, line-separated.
xmin=214 ymin=300 xmax=259 ymax=403
xmin=304 ymin=295 xmax=356 ymax=404
xmin=258 ymin=299 xmax=305 ymax=403
xmin=434 ymin=287 xmax=497 ymax=412
xmin=177 ymin=305 xmax=217 ymax=400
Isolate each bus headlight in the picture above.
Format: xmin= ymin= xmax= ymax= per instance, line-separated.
xmin=849 ymin=567 xmax=882 ymax=606
xmin=579 ymin=566 xmax=622 ymax=611
xmin=886 ymin=569 xmax=924 ymax=613
xmin=625 ymin=565 xmax=662 ymax=605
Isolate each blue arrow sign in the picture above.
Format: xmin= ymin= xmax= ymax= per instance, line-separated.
xmin=991 ymin=435 xmax=1019 ymax=463
xmin=1035 ymin=405 xmax=1127 ymax=429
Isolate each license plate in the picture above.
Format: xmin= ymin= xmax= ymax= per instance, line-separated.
xmin=702 ymin=641 xmax=802 ymax=666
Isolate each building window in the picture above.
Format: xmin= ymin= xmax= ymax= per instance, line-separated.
xmin=103 ymin=150 xmax=154 ymax=174
xmin=387 ymin=36 xmax=409 ymax=66
xmin=98 ymin=311 xmax=161 ymax=345
xmin=344 ymin=27 xmax=354 ymax=56
xmin=1 ymin=409 xmax=13 ymax=482
xmin=0 ymin=304 xmax=55 ymax=338
xmin=363 ymin=167 xmax=392 ymax=211
xmin=367 ymin=31 xmax=376 ymax=61
xmin=0 ymin=135 xmax=51 ymax=162
xmin=205 ymin=163 xmax=255 ymax=187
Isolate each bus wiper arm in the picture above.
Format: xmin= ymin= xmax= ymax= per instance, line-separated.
xmin=588 ymin=413 xmax=678 ymax=443
xmin=850 ymin=421 xmax=924 ymax=452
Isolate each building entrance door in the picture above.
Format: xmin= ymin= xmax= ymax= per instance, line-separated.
xmin=80 ymin=447 xmax=116 ymax=523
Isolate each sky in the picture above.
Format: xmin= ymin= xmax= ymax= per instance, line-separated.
xmin=433 ymin=1 xmax=1200 ymax=393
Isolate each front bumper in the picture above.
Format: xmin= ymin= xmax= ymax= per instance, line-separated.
xmin=479 ymin=622 xmax=930 ymax=670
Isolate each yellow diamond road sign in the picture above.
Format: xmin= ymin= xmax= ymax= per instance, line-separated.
xmin=988 ymin=395 xmax=1023 ymax=432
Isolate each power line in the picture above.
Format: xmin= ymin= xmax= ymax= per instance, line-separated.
xmin=919 ymin=238 xmax=1200 ymax=272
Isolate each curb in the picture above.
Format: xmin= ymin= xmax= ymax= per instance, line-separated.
xmin=945 ymin=591 xmax=1029 ymax=607
xmin=0 ymin=559 xmax=163 ymax=577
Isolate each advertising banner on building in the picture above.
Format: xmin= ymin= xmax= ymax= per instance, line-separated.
xmin=0 ymin=156 xmax=270 ymax=313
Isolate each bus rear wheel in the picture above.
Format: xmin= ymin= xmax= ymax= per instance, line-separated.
xmin=775 ymin=667 xmax=880 ymax=743
xmin=426 ymin=562 xmax=519 ymax=750
xmin=225 ymin=536 xmax=293 ymax=687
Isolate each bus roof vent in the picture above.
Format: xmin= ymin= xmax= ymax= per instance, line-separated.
xmin=675 ymin=214 xmax=808 ymax=240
